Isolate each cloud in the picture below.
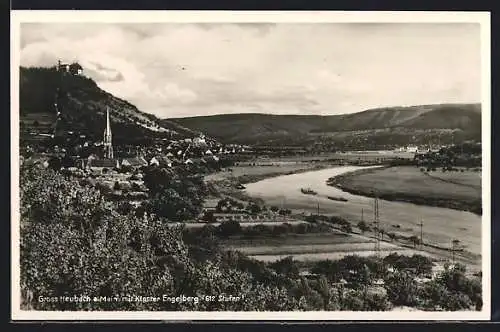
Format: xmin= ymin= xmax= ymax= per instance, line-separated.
xmin=20 ymin=23 xmax=481 ymax=118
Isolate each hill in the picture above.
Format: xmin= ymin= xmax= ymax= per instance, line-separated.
xmin=169 ymin=104 xmax=481 ymax=148
xmin=19 ymin=66 xmax=196 ymax=145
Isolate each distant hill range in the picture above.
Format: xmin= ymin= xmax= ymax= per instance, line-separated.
xmin=19 ymin=66 xmax=196 ymax=145
xmin=169 ymin=104 xmax=481 ymax=148
xmin=20 ymin=66 xmax=481 ymax=149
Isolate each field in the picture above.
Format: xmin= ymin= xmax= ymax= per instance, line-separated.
xmin=205 ymin=163 xmax=324 ymax=183
xmin=242 ymin=151 xmax=415 ymax=162
xmin=427 ymin=170 xmax=481 ymax=189
xmin=329 ymin=166 xmax=481 ymax=214
xmin=248 ymin=250 xmax=427 ymax=263
xmin=205 ymin=151 xmax=409 ymax=185
xmin=181 ymin=220 xmax=307 ymax=228
xmin=222 ymin=230 xmax=438 ymax=263
xmin=206 ymin=162 xmax=482 ymax=271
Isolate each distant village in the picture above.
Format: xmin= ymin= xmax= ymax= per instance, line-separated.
xmin=21 ymin=101 xmax=251 ymax=208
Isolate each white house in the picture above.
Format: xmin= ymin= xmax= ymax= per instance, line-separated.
xmin=150 ymin=157 xmax=160 ymax=166
xmin=193 ymin=135 xmax=206 ymax=146
xmin=150 ymin=156 xmax=173 ymax=168
xmin=121 ymin=157 xmax=148 ymax=168
xmin=406 ymin=146 xmax=418 ymax=153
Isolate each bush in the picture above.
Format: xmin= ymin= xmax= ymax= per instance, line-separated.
xmin=357 ymin=221 xmax=369 ymax=233
xmin=384 ymin=271 xmax=419 ymax=307
xmin=217 ymin=220 xmax=242 ymax=237
xmin=341 ymin=224 xmax=353 ymax=233
xmin=269 ymin=256 xmax=300 ymax=278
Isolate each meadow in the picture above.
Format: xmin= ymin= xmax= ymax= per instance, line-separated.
xmin=329 ymin=166 xmax=481 ymax=214
xmin=426 ymin=169 xmax=481 ymax=189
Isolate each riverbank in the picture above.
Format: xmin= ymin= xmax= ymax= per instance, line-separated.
xmin=235 ymin=164 xmax=330 ymax=185
xmin=204 ymin=163 xmax=323 ymax=206
xmin=244 ymin=166 xmax=482 ymax=257
xmin=326 ymin=166 xmax=482 ymax=215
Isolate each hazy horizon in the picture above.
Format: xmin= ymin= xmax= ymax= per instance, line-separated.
xmin=166 ymin=102 xmax=481 ymax=119
xmin=20 ymin=23 xmax=481 ymax=118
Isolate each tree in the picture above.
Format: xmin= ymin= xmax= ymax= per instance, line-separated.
xmin=21 ymin=209 xmax=190 ymax=310
xmin=379 ymin=229 xmax=385 ymax=240
xmin=409 ymin=235 xmax=420 ymax=248
xmin=248 ymin=203 xmax=261 ymax=215
xmin=48 ymin=157 xmax=62 ymax=171
xmin=217 ymin=220 xmax=242 ymax=237
xmin=292 ymin=277 xmax=324 ymax=310
xmin=364 ymin=292 xmax=391 ymax=311
xmin=420 ymin=267 xmax=478 ymax=312
xmin=151 ymin=188 xmax=199 ymax=222
xmin=316 ymin=276 xmax=331 ymax=310
xmin=357 ymin=221 xmax=369 ymax=234
xmin=384 ymin=271 xmax=419 ymax=307
xmin=269 ymin=256 xmax=300 ymax=279
xmin=202 ymin=211 xmax=215 ymax=223
xmin=341 ymin=289 xmax=365 ymax=311
xmin=338 ymin=256 xmax=374 ymax=287
xmin=311 ymin=260 xmax=342 ymax=282
xmin=387 ymin=232 xmax=397 ymax=242
xmin=408 ymin=255 xmax=434 ymax=276
xmin=117 ymin=201 xmax=132 ymax=215
xmin=341 ymin=224 xmax=352 ymax=234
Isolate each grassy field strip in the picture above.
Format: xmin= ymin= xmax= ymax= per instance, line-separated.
xmin=227 ymin=241 xmax=401 ymax=256
xmin=222 ymin=233 xmax=367 ymax=246
xmin=181 ymin=220 xmax=308 ymax=228
xmin=249 ymin=249 xmax=428 ymax=262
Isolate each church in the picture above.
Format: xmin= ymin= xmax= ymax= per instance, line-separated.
xmin=82 ymin=107 xmax=119 ymax=172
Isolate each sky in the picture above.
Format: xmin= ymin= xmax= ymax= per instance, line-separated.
xmin=19 ymin=23 xmax=481 ymax=119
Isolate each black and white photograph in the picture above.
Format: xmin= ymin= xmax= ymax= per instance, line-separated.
xmin=11 ymin=11 xmax=491 ymax=320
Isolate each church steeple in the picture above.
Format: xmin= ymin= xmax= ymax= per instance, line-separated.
xmin=103 ymin=107 xmax=114 ymax=159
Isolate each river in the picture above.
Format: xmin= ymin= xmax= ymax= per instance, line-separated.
xmin=244 ymin=166 xmax=482 ymax=256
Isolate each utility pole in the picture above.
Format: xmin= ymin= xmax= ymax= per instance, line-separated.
xmin=451 ymin=239 xmax=460 ymax=265
xmin=361 ymin=208 xmax=364 ymax=222
xmin=373 ymin=196 xmax=380 ymax=257
xmin=317 ymin=202 xmax=320 ymax=215
xmin=418 ymin=220 xmax=424 ymax=249
xmin=282 ymin=196 xmax=285 ymax=222
xmin=53 ymin=90 xmax=59 ymax=138
xmin=451 ymin=240 xmax=455 ymax=264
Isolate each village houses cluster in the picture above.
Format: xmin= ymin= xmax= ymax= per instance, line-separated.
xmin=21 ymin=106 xmax=249 ymax=208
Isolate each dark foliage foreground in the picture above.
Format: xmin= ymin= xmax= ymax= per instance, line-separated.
xmin=20 ymin=166 xmax=482 ymax=311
